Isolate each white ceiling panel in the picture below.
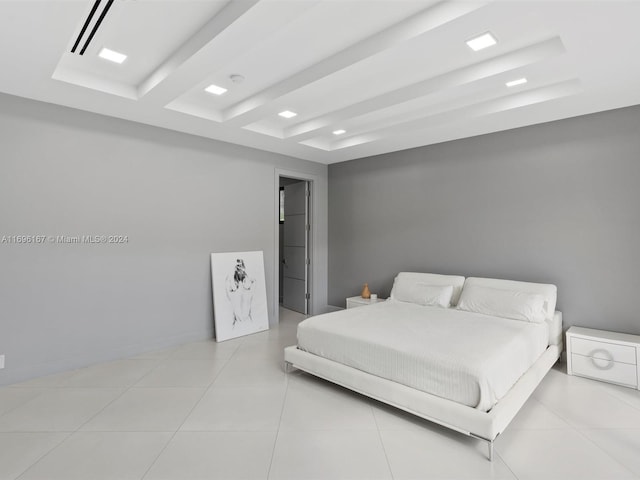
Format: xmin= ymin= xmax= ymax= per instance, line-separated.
xmin=0 ymin=0 xmax=639 ymax=164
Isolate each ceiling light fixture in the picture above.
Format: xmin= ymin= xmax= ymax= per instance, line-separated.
xmin=279 ymin=110 xmax=297 ymax=119
xmin=333 ymin=129 xmax=346 ymax=135
xmin=98 ymin=47 xmax=127 ymax=64
xmin=506 ymin=78 xmax=528 ymax=87
xmin=205 ymin=84 xmax=228 ymax=96
xmin=466 ymin=32 xmax=497 ymax=51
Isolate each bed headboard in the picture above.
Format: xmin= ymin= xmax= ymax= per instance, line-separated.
xmin=549 ymin=311 xmax=563 ymax=347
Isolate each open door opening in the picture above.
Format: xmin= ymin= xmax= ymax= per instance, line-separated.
xmin=279 ymin=176 xmax=311 ymax=315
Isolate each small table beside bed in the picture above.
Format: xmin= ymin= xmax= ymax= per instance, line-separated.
xmin=284 ymin=272 xmax=562 ymax=460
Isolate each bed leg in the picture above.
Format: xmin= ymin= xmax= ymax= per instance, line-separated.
xmin=284 ymin=360 xmax=293 ymax=374
xmin=488 ymin=440 xmax=494 ymax=462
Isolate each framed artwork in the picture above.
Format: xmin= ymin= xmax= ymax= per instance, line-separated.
xmin=210 ymin=251 xmax=269 ymax=342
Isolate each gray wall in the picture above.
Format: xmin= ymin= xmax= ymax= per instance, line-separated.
xmin=329 ymin=104 xmax=640 ymax=335
xmin=0 ymin=93 xmax=328 ymax=385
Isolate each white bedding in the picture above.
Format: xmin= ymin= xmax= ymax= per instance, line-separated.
xmin=297 ymin=301 xmax=549 ymax=411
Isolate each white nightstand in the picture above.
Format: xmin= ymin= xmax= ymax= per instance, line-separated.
xmin=566 ymin=326 xmax=640 ymax=390
xmin=346 ymin=296 xmax=386 ymax=309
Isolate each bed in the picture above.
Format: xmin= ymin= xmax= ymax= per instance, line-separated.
xmin=283 ymin=273 xmax=563 ymax=460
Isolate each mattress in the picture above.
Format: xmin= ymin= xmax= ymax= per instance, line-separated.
xmin=296 ymin=301 xmax=549 ymax=411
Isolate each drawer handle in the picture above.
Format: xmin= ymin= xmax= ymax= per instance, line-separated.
xmin=589 ymin=349 xmax=615 ymax=370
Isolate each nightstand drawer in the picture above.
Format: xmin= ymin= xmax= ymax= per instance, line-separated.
xmin=571 ymin=353 xmax=638 ymax=387
xmin=570 ymin=337 xmax=637 ymax=365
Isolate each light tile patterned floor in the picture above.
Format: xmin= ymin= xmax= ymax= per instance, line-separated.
xmin=1 ymin=307 xmax=640 ymax=480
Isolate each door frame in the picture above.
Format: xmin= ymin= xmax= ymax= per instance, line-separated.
xmin=281 ymin=179 xmax=309 ymax=315
xmin=273 ymin=168 xmax=318 ymax=324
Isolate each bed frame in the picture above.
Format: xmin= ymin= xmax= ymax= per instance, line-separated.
xmin=284 ymin=311 xmax=563 ymax=461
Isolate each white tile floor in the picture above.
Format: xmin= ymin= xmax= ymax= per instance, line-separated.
xmin=1 ymin=307 xmax=640 ymax=480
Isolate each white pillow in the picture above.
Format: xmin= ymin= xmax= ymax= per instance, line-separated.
xmin=457 ymin=285 xmax=547 ymax=323
xmin=462 ymin=277 xmax=557 ymax=321
xmin=393 ymin=283 xmax=454 ymax=308
xmin=390 ymin=272 xmax=466 ymax=306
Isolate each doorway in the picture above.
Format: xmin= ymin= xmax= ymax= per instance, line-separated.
xmin=279 ymin=176 xmax=311 ymax=315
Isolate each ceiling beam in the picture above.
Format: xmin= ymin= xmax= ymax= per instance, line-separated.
xmin=326 ymin=78 xmax=582 ymax=151
xmin=136 ymin=0 xmax=260 ymax=99
xmin=221 ymin=0 xmax=491 ymax=127
xmin=284 ymin=37 xmax=566 ymax=142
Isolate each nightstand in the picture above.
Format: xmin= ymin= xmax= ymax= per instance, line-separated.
xmin=346 ymin=296 xmax=386 ymax=309
xmin=566 ymin=326 xmax=640 ymax=389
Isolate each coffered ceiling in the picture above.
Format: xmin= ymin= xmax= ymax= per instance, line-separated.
xmin=1 ymin=0 xmax=639 ymax=164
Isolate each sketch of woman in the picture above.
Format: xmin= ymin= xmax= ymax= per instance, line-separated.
xmin=225 ymin=259 xmax=256 ymax=325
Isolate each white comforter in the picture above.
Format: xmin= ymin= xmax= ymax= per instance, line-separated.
xmin=297 ymin=301 xmax=549 ymax=411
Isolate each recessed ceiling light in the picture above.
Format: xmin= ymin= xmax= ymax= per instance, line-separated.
xmin=466 ymin=32 xmax=497 ymax=51
xmin=278 ymin=110 xmax=297 ymax=119
xmin=506 ymin=78 xmax=528 ymax=87
xmin=333 ymin=129 xmax=346 ymax=135
xmin=205 ymin=84 xmax=227 ymax=96
xmin=98 ymin=47 xmax=127 ymax=64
